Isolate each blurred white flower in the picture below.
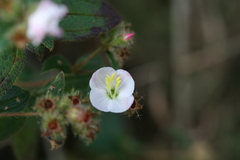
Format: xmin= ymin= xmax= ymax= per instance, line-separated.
xmin=89 ymin=67 xmax=135 ymax=113
xmin=27 ymin=0 xmax=68 ymax=46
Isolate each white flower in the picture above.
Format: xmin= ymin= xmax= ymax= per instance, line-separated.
xmin=89 ymin=67 xmax=135 ymax=113
xmin=26 ymin=0 xmax=68 ymax=46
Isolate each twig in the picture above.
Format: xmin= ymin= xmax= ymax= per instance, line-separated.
xmin=0 ymin=112 xmax=40 ymax=118
xmin=72 ymin=46 xmax=105 ymax=73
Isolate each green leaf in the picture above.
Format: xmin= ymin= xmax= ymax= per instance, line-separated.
xmin=11 ymin=118 xmax=40 ymax=160
xmin=0 ymin=117 xmax=25 ymax=142
xmin=65 ymin=74 xmax=91 ymax=97
xmin=26 ymin=37 xmax=54 ymax=60
xmin=0 ymin=86 xmax=29 ymax=142
xmin=0 ymin=22 xmax=12 ymax=52
xmin=42 ymin=55 xmax=72 ymax=73
xmin=0 ymin=48 xmax=25 ymax=95
xmin=75 ymin=54 xmax=104 ymax=71
xmin=106 ymin=51 xmax=120 ymax=70
xmin=26 ymin=44 xmax=45 ymax=60
xmin=0 ymin=86 xmax=30 ymax=113
xmin=47 ymin=71 xmax=65 ymax=96
xmin=42 ymin=37 xmax=54 ymax=51
xmin=60 ymin=0 xmax=122 ymax=41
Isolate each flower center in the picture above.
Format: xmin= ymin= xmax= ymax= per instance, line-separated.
xmin=105 ymin=73 xmax=121 ymax=99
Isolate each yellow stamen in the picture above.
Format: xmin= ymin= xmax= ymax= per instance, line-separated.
xmin=116 ymin=76 xmax=121 ymax=89
xmin=105 ymin=73 xmax=116 ymax=90
xmin=105 ymin=73 xmax=122 ymax=98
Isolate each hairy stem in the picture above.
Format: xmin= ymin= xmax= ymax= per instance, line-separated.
xmin=0 ymin=112 xmax=40 ymax=118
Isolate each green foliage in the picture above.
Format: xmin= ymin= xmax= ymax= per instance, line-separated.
xmin=42 ymin=37 xmax=54 ymax=51
xmin=26 ymin=44 xmax=45 ymax=60
xmin=106 ymin=51 xmax=120 ymax=70
xmin=11 ymin=118 xmax=40 ymax=160
xmin=65 ymin=74 xmax=91 ymax=97
xmin=0 ymin=22 xmax=12 ymax=52
xmin=0 ymin=86 xmax=30 ymax=113
xmin=0 ymin=117 xmax=25 ymax=142
xmin=42 ymin=55 xmax=72 ymax=73
xmin=75 ymin=55 xmax=104 ymax=71
xmin=0 ymin=48 xmax=25 ymax=95
xmin=60 ymin=0 xmax=122 ymax=41
xmin=0 ymin=0 xmax=137 ymax=156
xmin=0 ymin=86 xmax=29 ymax=141
xmin=47 ymin=71 xmax=65 ymax=96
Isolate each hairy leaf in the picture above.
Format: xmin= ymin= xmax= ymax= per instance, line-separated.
xmin=0 ymin=48 xmax=25 ymax=94
xmin=47 ymin=71 xmax=65 ymax=96
xmin=42 ymin=55 xmax=72 ymax=73
xmin=0 ymin=86 xmax=30 ymax=113
xmin=60 ymin=0 xmax=122 ymax=41
xmin=42 ymin=37 xmax=54 ymax=51
xmin=65 ymin=74 xmax=91 ymax=97
xmin=26 ymin=37 xmax=53 ymax=60
xmin=0 ymin=86 xmax=30 ymax=142
xmin=26 ymin=44 xmax=45 ymax=60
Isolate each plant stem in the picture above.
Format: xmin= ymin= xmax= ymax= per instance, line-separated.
xmin=0 ymin=112 xmax=40 ymax=118
xmin=72 ymin=46 xmax=105 ymax=73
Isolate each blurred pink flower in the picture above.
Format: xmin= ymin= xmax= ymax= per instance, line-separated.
xmin=27 ymin=0 xmax=68 ymax=46
xmin=89 ymin=67 xmax=135 ymax=113
xmin=123 ymin=33 xmax=134 ymax=41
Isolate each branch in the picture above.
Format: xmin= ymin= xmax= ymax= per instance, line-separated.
xmin=72 ymin=46 xmax=105 ymax=73
xmin=0 ymin=112 xmax=40 ymax=118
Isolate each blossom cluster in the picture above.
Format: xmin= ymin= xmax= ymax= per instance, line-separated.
xmin=34 ymin=90 xmax=100 ymax=149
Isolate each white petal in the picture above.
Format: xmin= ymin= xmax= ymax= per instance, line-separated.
xmin=108 ymin=95 xmax=134 ymax=113
xmin=89 ymin=67 xmax=115 ymax=90
xmin=27 ymin=0 xmax=68 ymax=46
xmin=116 ymin=69 xmax=135 ymax=97
xmin=89 ymin=89 xmax=110 ymax=112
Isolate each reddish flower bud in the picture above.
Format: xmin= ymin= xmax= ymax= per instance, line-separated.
xmin=42 ymin=119 xmax=62 ymax=137
xmin=67 ymin=107 xmax=92 ymax=123
xmin=48 ymin=119 xmax=60 ymax=131
xmin=68 ymin=93 xmax=81 ymax=106
xmin=35 ymin=98 xmax=55 ymax=111
xmin=123 ymin=33 xmax=134 ymax=41
xmin=43 ymin=99 xmax=55 ymax=110
xmin=125 ymin=92 xmax=143 ymax=117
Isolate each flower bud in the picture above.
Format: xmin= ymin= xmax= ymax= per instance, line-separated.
xmin=124 ymin=92 xmax=143 ymax=117
xmin=67 ymin=107 xmax=92 ymax=123
xmin=123 ymin=33 xmax=134 ymax=41
xmin=102 ymin=22 xmax=135 ymax=67
xmin=42 ymin=119 xmax=67 ymax=150
xmin=42 ymin=119 xmax=62 ymax=136
xmin=35 ymin=98 xmax=56 ymax=112
xmin=48 ymin=119 xmax=61 ymax=131
xmin=68 ymin=93 xmax=81 ymax=106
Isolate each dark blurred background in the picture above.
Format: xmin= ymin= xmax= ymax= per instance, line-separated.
xmin=2 ymin=0 xmax=240 ymax=159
